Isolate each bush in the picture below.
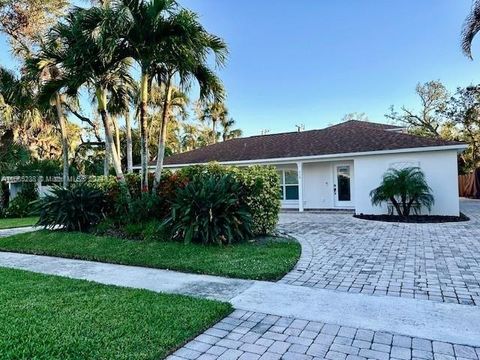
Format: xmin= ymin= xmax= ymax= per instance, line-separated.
xmin=233 ymin=166 xmax=281 ymax=235
xmin=177 ymin=164 xmax=280 ymax=235
xmin=36 ymin=185 xmax=107 ymax=232
xmin=370 ymin=167 xmax=434 ymax=217
xmin=166 ymin=173 xmax=253 ymax=245
xmin=5 ymin=196 xmax=31 ymax=218
xmin=4 ymin=182 xmax=39 ymax=218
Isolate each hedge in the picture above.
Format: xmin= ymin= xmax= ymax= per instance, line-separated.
xmin=82 ymin=163 xmax=281 ymax=237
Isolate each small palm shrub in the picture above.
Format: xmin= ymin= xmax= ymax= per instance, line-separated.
xmin=166 ymin=174 xmax=253 ymax=245
xmin=370 ymin=167 xmax=434 ymax=217
xmin=36 ymin=185 xmax=107 ymax=232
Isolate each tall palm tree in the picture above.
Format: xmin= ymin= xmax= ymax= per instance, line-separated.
xmin=107 ymin=63 xmax=138 ymax=173
xmin=150 ymin=10 xmax=227 ymax=192
xmin=462 ymin=0 xmax=480 ymax=59
xmin=111 ymin=0 xmax=180 ymax=192
xmin=35 ymin=6 xmax=134 ymax=186
xmin=220 ymin=117 xmax=242 ymax=141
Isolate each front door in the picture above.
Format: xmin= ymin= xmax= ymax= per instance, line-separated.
xmin=334 ymin=164 xmax=353 ymax=207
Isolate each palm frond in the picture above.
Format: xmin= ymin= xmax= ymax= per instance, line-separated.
xmin=462 ymin=0 xmax=480 ymax=59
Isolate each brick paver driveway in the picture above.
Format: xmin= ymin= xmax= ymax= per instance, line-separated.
xmin=278 ymin=199 xmax=480 ymax=306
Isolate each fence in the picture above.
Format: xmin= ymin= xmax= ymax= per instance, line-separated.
xmin=459 ymin=168 xmax=480 ymax=199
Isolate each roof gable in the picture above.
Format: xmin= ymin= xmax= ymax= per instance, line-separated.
xmin=163 ymin=120 xmax=464 ymax=166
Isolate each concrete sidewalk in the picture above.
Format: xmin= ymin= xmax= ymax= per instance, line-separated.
xmin=1 ymin=251 xmax=480 ymax=347
xmin=0 ymin=226 xmax=38 ymax=237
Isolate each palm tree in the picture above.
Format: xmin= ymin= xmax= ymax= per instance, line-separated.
xmin=107 ymin=63 xmax=138 ymax=173
xmin=220 ymin=117 xmax=242 ymax=141
xmin=462 ymin=1 xmax=480 ymax=59
xmin=108 ymin=0 xmax=179 ymax=192
xmin=0 ymin=65 xmax=70 ymax=186
xmin=111 ymin=0 xmax=227 ymax=193
xmin=198 ymin=101 xmax=229 ymax=144
xmin=35 ymin=6 xmax=133 ymax=186
xmin=370 ymin=167 xmax=434 ymax=217
xmin=181 ymin=123 xmax=199 ymax=151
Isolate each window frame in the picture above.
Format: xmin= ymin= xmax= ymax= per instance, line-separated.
xmin=278 ymin=169 xmax=299 ymax=201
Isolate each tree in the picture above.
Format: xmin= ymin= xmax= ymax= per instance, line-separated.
xmin=106 ymin=62 xmax=138 ymax=173
xmin=445 ymin=86 xmax=480 ymax=172
xmin=385 ymin=81 xmax=449 ymax=137
xmin=34 ymin=6 xmax=134 ymax=186
xmin=0 ymin=0 xmax=68 ymax=57
xmin=110 ymin=0 xmax=181 ymax=192
xmin=341 ymin=112 xmax=370 ymax=122
xmin=220 ymin=117 xmax=242 ymax=141
xmin=370 ymin=167 xmax=434 ymax=217
xmin=147 ymin=8 xmax=227 ymax=193
xmin=461 ymin=0 xmax=480 ymax=59
xmin=0 ymin=66 xmax=69 ymax=165
xmin=197 ymin=101 xmax=229 ymax=144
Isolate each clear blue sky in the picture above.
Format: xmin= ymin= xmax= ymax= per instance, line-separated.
xmin=2 ymin=0 xmax=480 ymax=136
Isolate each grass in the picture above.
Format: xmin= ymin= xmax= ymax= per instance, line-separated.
xmin=0 ymin=216 xmax=38 ymax=229
xmin=0 ymin=267 xmax=231 ymax=360
xmin=0 ymin=230 xmax=301 ymax=280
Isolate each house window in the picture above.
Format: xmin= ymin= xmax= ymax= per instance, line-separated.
xmin=278 ymin=170 xmax=299 ymax=200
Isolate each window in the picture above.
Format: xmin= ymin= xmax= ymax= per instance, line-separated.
xmin=277 ymin=170 xmax=299 ymax=200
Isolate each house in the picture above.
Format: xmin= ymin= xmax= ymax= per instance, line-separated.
xmin=143 ymin=120 xmax=467 ymax=216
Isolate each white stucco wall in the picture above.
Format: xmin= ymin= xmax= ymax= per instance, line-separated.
xmin=354 ymin=150 xmax=460 ymax=216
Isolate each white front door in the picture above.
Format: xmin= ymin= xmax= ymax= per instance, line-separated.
xmin=334 ymin=164 xmax=354 ymax=207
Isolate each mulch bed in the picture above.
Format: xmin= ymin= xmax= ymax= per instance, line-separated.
xmin=354 ymin=213 xmax=470 ymax=223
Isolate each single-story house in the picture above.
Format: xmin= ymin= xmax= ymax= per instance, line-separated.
xmin=140 ymin=120 xmax=467 ymax=215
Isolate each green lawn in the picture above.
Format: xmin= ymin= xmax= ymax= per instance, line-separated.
xmin=0 ymin=216 xmax=38 ymax=229
xmin=0 ymin=267 xmax=231 ymax=360
xmin=0 ymin=230 xmax=301 ymax=280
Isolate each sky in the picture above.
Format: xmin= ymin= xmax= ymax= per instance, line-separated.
xmin=2 ymin=0 xmax=480 ymax=137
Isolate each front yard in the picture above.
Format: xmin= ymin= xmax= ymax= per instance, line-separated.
xmin=0 ymin=230 xmax=301 ymax=280
xmin=0 ymin=267 xmax=231 ymax=360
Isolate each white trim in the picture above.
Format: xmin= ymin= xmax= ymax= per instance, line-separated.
xmin=333 ymin=163 xmax=354 ymax=208
xmin=297 ymin=162 xmax=304 ymax=212
xmin=133 ymin=144 xmax=468 ymax=169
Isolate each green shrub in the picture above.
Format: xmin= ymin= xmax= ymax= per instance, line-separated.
xmin=177 ymin=164 xmax=281 ymax=235
xmin=166 ymin=173 xmax=253 ymax=245
xmin=36 ymin=185 xmax=107 ymax=232
xmin=5 ymin=196 xmax=31 ymax=218
xmin=233 ymin=166 xmax=281 ymax=235
xmin=4 ymin=183 xmax=39 ymax=218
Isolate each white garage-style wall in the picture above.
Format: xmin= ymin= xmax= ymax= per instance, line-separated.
xmin=354 ymin=150 xmax=460 ymax=216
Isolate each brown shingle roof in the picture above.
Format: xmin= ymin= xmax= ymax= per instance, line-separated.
xmin=163 ymin=120 xmax=464 ymax=165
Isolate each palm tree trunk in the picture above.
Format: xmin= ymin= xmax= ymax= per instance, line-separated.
xmin=96 ymin=87 xmax=126 ymax=185
xmin=104 ymin=136 xmax=110 ymax=176
xmin=125 ymin=110 xmax=133 ymax=173
xmin=112 ymin=116 xmax=121 ymax=160
xmin=139 ymin=73 xmax=149 ymax=192
xmin=54 ymin=93 xmax=69 ymax=188
xmin=152 ymin=78 xmax=172 ymax=193
xmin=212 ymin=119 xmax=217 ymax=144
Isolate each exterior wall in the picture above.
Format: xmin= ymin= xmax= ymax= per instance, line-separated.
xmin=354 ymin=150 xmax=460 ymax=216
